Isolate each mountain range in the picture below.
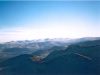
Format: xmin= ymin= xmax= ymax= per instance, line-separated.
xmin=0 ymin=37 xmax=100 ymax=75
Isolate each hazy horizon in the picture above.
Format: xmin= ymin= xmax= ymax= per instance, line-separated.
xmin=0 ymin=1 xmax=100 ymax=42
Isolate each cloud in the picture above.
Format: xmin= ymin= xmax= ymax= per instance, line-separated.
xmin=0 ymin=24 xmax=99 ymax=43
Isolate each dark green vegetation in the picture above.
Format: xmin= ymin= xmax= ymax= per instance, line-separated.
xmin=0 ymin=38 xmax=100 ymax=75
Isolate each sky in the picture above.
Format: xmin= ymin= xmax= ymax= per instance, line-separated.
xmin=0 ymin=1 xmax=100 ymax=42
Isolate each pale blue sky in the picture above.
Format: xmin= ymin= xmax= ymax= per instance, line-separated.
xmin=0 ymin=1 xmax=100 ymax=42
